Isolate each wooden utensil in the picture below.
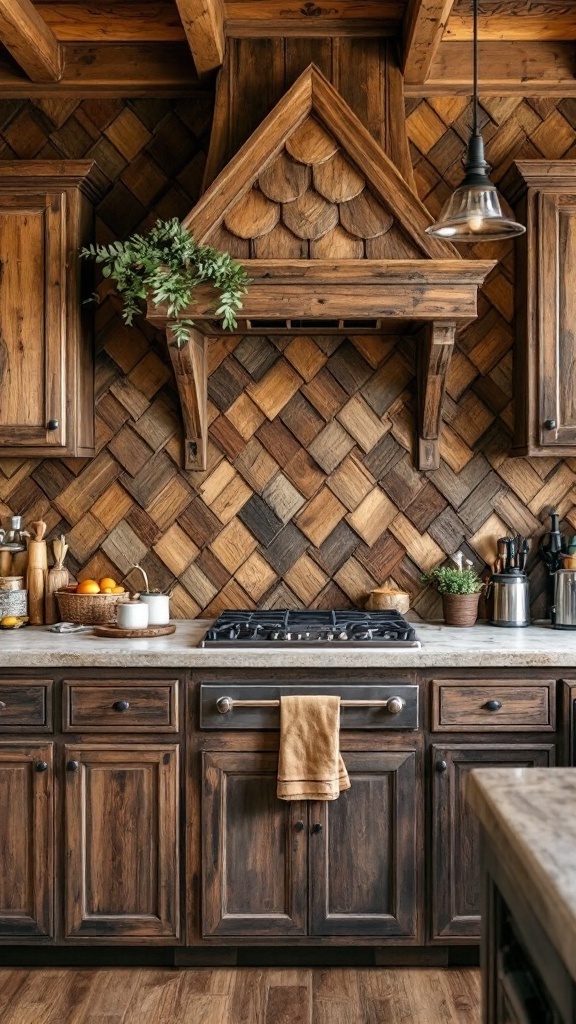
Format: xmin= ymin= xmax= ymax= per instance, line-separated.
xmin=45 ymin=535 xmax=69 ymax=624
xmin=26 ymin=520 xmax=48 ymax=625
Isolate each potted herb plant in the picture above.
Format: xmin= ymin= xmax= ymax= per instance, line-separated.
xmin=421 ymin=556 xmax=484 ymax=627
xmin=81 ymin=217 xmax=248 ymax=346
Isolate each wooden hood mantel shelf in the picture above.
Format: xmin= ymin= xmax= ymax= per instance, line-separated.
xmin=146 ymin=64 xmax=495 ymax=473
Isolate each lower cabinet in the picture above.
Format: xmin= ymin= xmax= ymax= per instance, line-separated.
xmin=65 ymin=744 xmax=180 ymax=942
xmin=0 ymin=742 xmax=54 ymax=938
xmin=202 ymin=748 xmax=420 ymax=940
xmin=431 ymin=743 xmax=555 ymax=942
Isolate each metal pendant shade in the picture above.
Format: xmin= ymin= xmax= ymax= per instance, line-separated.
xmin=425 ymin=0 xmax=525 ymax=242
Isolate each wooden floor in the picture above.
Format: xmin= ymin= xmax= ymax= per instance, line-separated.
xmin=0 ymin=966 xmax=480 ymax=1023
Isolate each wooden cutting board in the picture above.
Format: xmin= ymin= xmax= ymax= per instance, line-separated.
xmin=93 ymin=624 xmax=176 ymax=639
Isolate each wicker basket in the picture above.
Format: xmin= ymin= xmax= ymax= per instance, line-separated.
xmin=55 ymin=587 xmax=130 ymax=625
xmin=441 ymin=592 xmax=480 ymax=627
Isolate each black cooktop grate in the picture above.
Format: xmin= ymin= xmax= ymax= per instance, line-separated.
xmin=200 ymin=610 xmax=421 ymax=647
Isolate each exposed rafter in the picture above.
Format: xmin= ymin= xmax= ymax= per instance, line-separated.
xmin=0 ymin=0 xmax=63 ymax=81
xmin=175 ymin=0 xmax=225 ymax=77
xmin=404 ymin=39 xmax=576 ymax=95
xmin=403 ymin=0 xmax=456 ymax=84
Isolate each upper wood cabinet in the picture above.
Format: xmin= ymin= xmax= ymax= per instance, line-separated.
xmin=0 ymin=162 xmax=99 ymax=458
xmin=510 ymin=162 xmax=576 ymax=456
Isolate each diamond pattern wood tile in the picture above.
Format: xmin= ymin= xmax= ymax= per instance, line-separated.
xmin=2 ymin=96 xmax=576 ymax=619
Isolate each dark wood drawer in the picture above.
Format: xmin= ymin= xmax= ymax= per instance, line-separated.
xmin=63 ymin=680 xmax=179 ymax=732
xmin=431 ymin=680 xmax=555 ymax=732
xmin=0 ymin=680 xmax=53 ymax=731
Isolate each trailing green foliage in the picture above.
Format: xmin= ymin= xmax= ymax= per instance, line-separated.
xmin=81 ymin=218 xmax=248 ymax=345
xmin=421 ymin=566 xmax=483 ymax=595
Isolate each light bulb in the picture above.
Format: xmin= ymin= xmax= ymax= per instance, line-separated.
xmin=467 ymin=215 xmax=484 ymax=232
xmin=435 ymin=226 xmax=457 ymax=237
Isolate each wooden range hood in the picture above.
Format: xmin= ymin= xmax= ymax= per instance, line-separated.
xmin=147 ymin=63 xmax=495 ymax=474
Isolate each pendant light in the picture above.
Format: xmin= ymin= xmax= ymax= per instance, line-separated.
xmin=425 ymin=0 xmax=525 ymax=241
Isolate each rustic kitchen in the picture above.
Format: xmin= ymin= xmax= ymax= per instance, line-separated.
xmin=1 ymin=0 xmax=576 ymax=1020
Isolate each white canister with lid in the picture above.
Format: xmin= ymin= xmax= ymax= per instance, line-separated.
xmin=116 ymin=600 xmax=149 ymax=630
xmin=139 ymin=593 xmax=170 ymax=625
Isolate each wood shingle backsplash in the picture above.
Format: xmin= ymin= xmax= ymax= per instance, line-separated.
xmin=1 ymin=94 xmax=575 ymax=620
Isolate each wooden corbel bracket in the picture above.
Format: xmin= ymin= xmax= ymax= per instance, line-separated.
xmin=166 ymin=327 xmax=208 ymax=471
xmin=417 ymin=320 xmax=456 ymax=472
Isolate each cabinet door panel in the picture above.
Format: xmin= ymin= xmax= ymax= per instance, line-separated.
xmin=202 ymin=751 xmax=307 ymax=936
xmin=0 ymin=194 xmax=65 ymax=448
xmin=65 ymin=744 xmax=179 ymax=941
xmin=539 ymin=192 xmax=576 ymax=447
xmin=0 ymin=743 xmax=53 ymax=938
xmin=310 ymin=751 xmax=420 ymax=938
xmin=431 ymin=744 xmax=554 ymax=941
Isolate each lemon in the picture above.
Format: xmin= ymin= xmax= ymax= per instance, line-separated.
xmin=1 ymin=616 xmax=19 ymax=627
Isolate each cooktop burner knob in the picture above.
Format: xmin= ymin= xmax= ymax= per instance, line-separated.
xmin=386 ymin=696 xmax=405 ymax=715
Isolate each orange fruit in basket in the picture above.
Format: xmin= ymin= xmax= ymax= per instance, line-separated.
xmin=111 ymin=585 xmax=125 ymax=594
xmin=99 ymin=577 xmax=117 ymax=591
xmin=76 ymin=579 xmax=100 ymax=595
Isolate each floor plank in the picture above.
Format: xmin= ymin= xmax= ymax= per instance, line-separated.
xmin=0 ymin=967 xmax=481 ymax=1024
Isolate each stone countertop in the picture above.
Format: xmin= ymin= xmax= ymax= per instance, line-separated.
xmin=467 ymin=768 xmax=576 ymax=983
xmin=1 ymin=619 xmax=576 ymax=668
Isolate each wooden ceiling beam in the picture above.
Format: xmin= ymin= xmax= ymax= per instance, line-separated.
xmin=175 ymin=0 xmax=225 ymax=77
xmin=0 ymin=40 xmax=200 ymax=94
xmin=36 ymin=2 xmax=186 ymax=43
xmin=405 ymin=39 xmax=576 ymax=95
xmin=0 ymin=0 xmax=62 ymax=81
xmin=403 ymin=0 xmax=456 ymax=84
xmin=444 ymin=12 xmax=576 ymax=42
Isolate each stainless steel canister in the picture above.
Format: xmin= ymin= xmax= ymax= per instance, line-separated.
xmin=488 ymin=573 xmax=530 ymax=627
xmin=553 ymin=570 xmax=576 ymax=628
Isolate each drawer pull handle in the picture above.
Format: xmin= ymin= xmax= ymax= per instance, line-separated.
xmin=311 ymin=823 xmax=323 ymax=835
xmin=47 ymin=419 xmax=59 ymax=431
xmin=0 ymin=701 xmax=6 ymax=710
xmin=215 ymin=695 xmax=406 ymax=713
xmin=295 ymin=821 xmax=304 ymax=833
xmin=113 ymin=700 xmax=130 ymax=712
xmin=67 ymin=760 xmax=79 ymax=773
xmin=436 ymin=760 xmax=448 ymax=773
xmin=484 ymin=699 xmax=502 ymax=712
xmin=35 ymin=761 xmax=48 ymax=773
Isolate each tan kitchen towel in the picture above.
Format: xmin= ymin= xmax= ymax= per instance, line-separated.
xmin=277 ymin=695 xmax=350 ymax=801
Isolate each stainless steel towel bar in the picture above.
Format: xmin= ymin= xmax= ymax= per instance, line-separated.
xmin=216 ymin=695 xmax=406 ymax=714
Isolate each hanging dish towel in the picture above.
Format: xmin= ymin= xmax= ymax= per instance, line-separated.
xmin=277 ymin=694 xmax=350 ymax=801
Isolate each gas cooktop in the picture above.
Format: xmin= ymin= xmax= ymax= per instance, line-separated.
xmin=201 ymin=610 xmax=421 ymax=648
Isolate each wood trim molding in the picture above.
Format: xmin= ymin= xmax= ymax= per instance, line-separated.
xmin=417 ymin=320 xmax=456 ymax=471
xmin=403 ymin=0 xmax=456 ymax=84
xmin=0 ymin=0 xmax=63 ymax=81
xmin=175 ymin=0 xmax=225 ymax=76
xmin=405 ymin=40 xmax=576 ymax=95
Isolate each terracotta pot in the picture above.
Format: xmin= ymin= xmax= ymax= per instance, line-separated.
xmin=441 ymin=592 xmax=480 ymax=627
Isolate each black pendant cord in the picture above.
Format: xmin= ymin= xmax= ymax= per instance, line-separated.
xmin=473 ymin=0 xmax=479 ymax=136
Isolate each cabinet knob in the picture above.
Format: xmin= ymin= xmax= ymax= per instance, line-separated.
xmin=0 ymin=701 xmax=6 ymax=710
xmin=544 ymin=419 xmax=556 ymax=430
xmin=67 ymin=760 xmax=80 ymax=773
xmin=113 ymin=700 xmax=130 ymax=712
xmin=311 ymin=822 xmax=323 ymax=835
xmin=484 ymin=699 xmax=502 ymax=712
xmin=35 ymin=760 xmax=48 ymax=773
xmin=386 ymin=696 xmax=405 ymax=715
xmin=47 ymin=419 xmax=59 ymax=431
xmin=294 ymin=821 xmax=304 ymax=833
xmin=436 ymin=760 xmax=448 ymax=773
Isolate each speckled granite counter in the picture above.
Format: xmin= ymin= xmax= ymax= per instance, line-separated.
xmin=1 ymin=619 xmax=576 ymax=667
xmin=468 ymin=768 xmax=576 ymax=985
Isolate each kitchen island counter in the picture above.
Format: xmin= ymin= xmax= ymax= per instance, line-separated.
xmin=1 ymin=619 xmax=576 ymax=668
